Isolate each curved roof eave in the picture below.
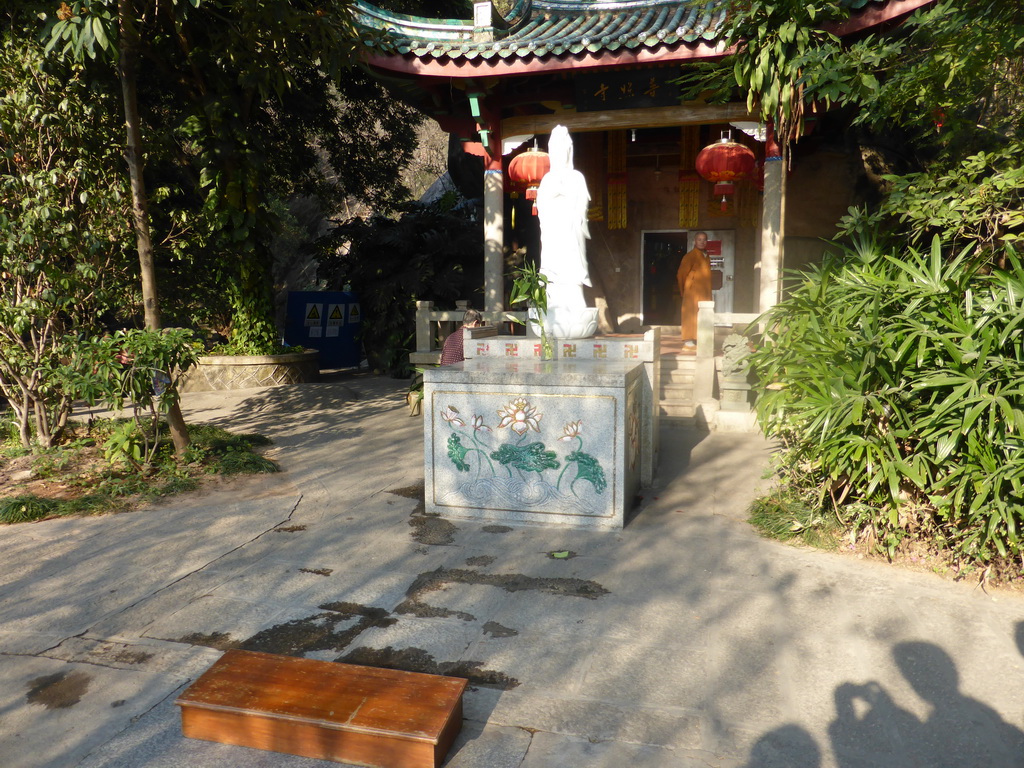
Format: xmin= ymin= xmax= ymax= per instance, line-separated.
xmin=364 ymin=39 xmax=731 ymax=78
xmin=359 ymin=0 xmax=936 ymax=79
xmin=824 ymin=0 xmax=935 ymax=36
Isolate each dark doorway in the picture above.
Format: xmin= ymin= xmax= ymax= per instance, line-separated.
xmin=642 ymin=231 xmax=689 ymax=326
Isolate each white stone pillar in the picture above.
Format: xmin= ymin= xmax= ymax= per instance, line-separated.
xmin=483 ymin=168 xmax=504 ymax=314
xmin=415 ymin=300 xmax=433 ymax=353
xmin=759 ymin=127 xmax=786 ymax=314
xmin=694 ymin=300 xmax=716 ymax=405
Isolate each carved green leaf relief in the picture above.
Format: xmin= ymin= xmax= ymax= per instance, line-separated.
xmin=447 ymin=434 xmax=470 ymax=472
xmin=565 ymin=450 xmax=607 ymax=494
xmin=490 ymin=442 xmax=560 ymax=474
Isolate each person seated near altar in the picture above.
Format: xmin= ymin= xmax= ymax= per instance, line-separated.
xmin=440 ymin=308 xmax=484 ymax=366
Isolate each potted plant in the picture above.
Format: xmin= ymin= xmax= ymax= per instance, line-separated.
xmin=508 ymin=262 xmax=554 ymax=360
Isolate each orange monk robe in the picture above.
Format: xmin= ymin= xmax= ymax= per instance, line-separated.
xmin=676 ymin=247 xmax=712 ymax=340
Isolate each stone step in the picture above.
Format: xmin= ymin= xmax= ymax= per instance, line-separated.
xmin=661 ymin=413 xmax=700 ymax=428
xmin=660 ymin=356 xmax=698 ymax=372
xmin=660 ymin=381 xmax=695 ymax=398
xmin=659 ymin=401 xmax=699 ymax=419
xmin=176 ymin=650 xmax=466 ymax=768
xmin=660 ymin=368 xmax=695 ymax=386
xmin=658 ymin=352 xmax=698 ymax=423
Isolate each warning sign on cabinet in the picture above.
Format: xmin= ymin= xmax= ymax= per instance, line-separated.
xmin=305 ymin=304 xmax=322 ymax=327
xmin=327 ymin=304 xmax=345 ymax=327
xmin=348 ymin=303 xmax=361 ymax=324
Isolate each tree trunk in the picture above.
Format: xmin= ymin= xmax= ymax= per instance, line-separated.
xmin=118 ymin=0 xmax=189 ymax=454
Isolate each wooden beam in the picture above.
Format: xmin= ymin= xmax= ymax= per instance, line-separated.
xmin=502 ymin=103 xmax=755 ymax=136
xmin=825 ymin=0 xmax=935 ymax=36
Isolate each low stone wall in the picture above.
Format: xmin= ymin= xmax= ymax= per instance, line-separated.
xmin=181 ymin=350 xmax=319 ymax=392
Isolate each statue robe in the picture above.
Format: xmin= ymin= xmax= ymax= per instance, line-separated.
xmin=537 ymin=125 xmax=591 ymax=302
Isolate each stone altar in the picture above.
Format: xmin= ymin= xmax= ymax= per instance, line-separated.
xmin=423 ymin=358 xmax=643 ymax=529
xmin=422 ymin=329 xmax=659 ymax=530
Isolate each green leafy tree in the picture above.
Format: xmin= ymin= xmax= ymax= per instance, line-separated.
xmin=801 ymin=1 xmax=1024 ymax=255
xmin=683 ymin=1 xmax=1023 ymax=242
xmin=37 ymin=0 xmax=427 ymax=457
xmin=42 ymin=0 xmax=422 ymax=351
xmin=0 ymin=19 xmax=134 ymax=448
xmin=317 ymin=199 xmax=482 ymax=377
xmin=679 ymin=0 xmax=846 ymax=154
xmin=41 ymin=0 xmax=202 ymax=451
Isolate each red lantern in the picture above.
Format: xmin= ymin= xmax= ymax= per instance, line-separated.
xmin=696 ymin=132 xmax=756 ymax=211
xmin=507 ymin=148 xmax=550 ymax=214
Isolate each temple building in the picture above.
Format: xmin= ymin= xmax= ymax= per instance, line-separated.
xmin=352 ymin=0 xmax=932 ymax=335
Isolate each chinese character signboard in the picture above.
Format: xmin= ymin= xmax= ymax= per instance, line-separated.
xmin=576 ymin=69 xmax=680 ymax=112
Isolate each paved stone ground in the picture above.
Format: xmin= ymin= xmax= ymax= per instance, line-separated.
xmin=1 ymin=372 xmax=1023 ymax=767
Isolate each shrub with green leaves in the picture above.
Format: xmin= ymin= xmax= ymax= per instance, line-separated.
xmin=0 ymin=28 xmax=135 ymax=449
xmin=750 ymin=237 xmax=1024 ymax=564
xmin=76 ymin=329 xmax=201 ymax=469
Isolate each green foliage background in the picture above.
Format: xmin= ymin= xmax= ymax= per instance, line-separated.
xmin=34 ymin=0 xmax=424 ymax=353
xmin=731 ymin=0 xmax=1024 ymax=569
xmin=0 ymin=20 xmax=135 ymax=447
xmin=1 ymin=0 xmax=433 ymax=453
xmin=317 ymin=198 xmax=482 ymax=377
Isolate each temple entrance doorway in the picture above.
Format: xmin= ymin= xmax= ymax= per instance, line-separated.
xmin=641 ymin=229 xmax=736 ymax=327
xmin=691 ymin=229 xmax=736 ymax=321
xmin=641 ymin=230 xmax=689 ymax=327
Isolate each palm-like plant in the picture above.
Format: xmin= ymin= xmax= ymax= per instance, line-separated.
xmin=750 ymin=235 xmax=1024 ymax=564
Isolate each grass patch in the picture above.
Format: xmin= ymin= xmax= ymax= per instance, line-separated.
xmin=749 ymin=488 xmax=841 ymax=549
xmin=0 ymin=495 xmax=60 ymax=524
xmin=215 ymin=451 xmax=279 ymax=475
xmin=0 ymin=419 xmax=277 ymax=525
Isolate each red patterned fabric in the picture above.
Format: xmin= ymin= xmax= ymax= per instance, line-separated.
xmin=440 ymin=327 xmax=466 ymax=366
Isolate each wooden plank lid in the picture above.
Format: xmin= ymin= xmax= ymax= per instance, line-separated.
xmin=175 ymin=650 xmax=467 ymax=744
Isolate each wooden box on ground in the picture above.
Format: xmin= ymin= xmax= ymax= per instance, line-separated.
xmin=175 ymin=650 xmax=467 ymax=768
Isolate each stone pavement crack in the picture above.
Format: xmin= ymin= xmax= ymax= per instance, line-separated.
xmin=35 ymin=650 xmax=155 ymax=673
xmin=78 ymin=493 xmax=304 ymax=642
xmin=515 ymin=731 xmax=534 ymax=768
xmin=34 ymin=629 xmax=88 ymax=657
xmin=75 ymin=680 xmax=192 ymax=767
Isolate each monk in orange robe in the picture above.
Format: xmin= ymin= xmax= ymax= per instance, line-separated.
xmin=676 ymin=231 xmax=711 ymax=346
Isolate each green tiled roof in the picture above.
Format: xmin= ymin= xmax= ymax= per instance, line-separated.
xmin=355 ymin=0 xmax=727 ymax=60
xmin=355 ymin=0 xmax=896 ymax=61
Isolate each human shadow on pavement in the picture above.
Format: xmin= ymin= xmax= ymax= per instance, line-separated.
xmin=828 ymin=641 xmax=1024 ymax=768
xmin=742 ymin=724 xmax=821 ymax=767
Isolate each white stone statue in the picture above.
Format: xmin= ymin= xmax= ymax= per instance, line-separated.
xmin=535 ymin=125 xmax=598 ymax=338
